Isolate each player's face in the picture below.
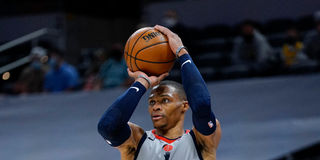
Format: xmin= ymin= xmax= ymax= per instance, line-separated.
xmin=148 ymin=85 xmax=185 ymax=130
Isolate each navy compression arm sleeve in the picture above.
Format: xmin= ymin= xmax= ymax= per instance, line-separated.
xmin=178 ymin=54 xmax=216 ymax=135
xmin=97 ymin=82 xmax=146 ymax=147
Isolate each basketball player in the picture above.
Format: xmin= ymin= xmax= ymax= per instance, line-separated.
xmin=98 ymin=25 xmax=221 ymax=160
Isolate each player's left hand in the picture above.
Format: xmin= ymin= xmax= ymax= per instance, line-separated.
xmin=127 ymin=68 xmax=169 ymax=89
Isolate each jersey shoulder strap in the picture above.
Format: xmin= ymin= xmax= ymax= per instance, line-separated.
xmin=133 ymin=132 xmax=147 ymax=160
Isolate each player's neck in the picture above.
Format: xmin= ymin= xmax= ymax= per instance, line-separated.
xmin=156 ymin=119 xmax=184 ymax=139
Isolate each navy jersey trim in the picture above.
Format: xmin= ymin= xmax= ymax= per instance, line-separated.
xmin=190 ymin=130 xmax=204 ymax=160
xmin=134 ymin=132 xmax=147 ymax=160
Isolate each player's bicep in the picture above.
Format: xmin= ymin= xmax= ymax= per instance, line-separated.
xmin=193 ymin=119 xmax=221 ymax=149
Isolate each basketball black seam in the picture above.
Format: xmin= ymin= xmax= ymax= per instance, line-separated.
xmin=129 ymin=28 xmax=152 ymax=71
xmin=134 ymin=41 xmax=175 ymax=71
xmin=125 ymin=50 xmax=176 ymax=63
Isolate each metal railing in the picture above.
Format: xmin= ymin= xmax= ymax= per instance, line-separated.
xmin=0 ymin=28 xmax=59 ymax=74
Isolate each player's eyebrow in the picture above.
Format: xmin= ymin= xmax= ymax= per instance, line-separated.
xmin=148 ymin=93 xmax=173 ymax=99
xmin=160 ymin=94 xmax=173 ymax=98
xmin=148 ymin=94 xmax=155 ymax=99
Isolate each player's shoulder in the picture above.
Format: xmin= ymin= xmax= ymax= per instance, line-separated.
xmin=128 ymin=122 xmax=144 ymax=133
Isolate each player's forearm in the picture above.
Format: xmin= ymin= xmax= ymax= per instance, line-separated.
xmin=178 ymin=54 xmax=216 ymax=135
xmin=97 ymin=81 xmax=146 ymax=146
xmin=178 ymin=53 xmax=211 ymax=112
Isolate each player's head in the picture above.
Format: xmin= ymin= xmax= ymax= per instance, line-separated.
xmin=148 ymin=80 xmax=189 ymax=130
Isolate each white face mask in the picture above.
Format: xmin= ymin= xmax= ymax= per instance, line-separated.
xmin=163 ymin=18 xmax=177 ymax=27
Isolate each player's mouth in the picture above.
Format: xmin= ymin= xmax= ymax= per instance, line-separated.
xmin=152 ymin=114 xmax=164 ymax=120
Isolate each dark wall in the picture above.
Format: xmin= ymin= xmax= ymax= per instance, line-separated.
xmin=0 ymin=12 xmax=140 ymax=65
xmin=144 ymin=0 xmax=320 ymax=28
xmin=65 ymin=14 xmax=139 ymax=64
xmin=0 ymin=13 xmax=63 ymax=42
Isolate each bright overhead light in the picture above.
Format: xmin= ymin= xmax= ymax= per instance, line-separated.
xmin=2 ymin=72 xmax=10 ymax=80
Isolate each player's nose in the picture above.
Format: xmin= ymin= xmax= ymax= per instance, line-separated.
xmin=152 ymin=103 xmax=162 ymax=111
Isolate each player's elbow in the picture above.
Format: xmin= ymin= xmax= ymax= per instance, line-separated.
xmin=97 ymin=118 xmax=121 ymax=140
xmin=97 ymin=107 xmax=124 ymax=136
xmin=97 ymin=118 xmax=110 ymax=137
xmin=97 ymin=117 xmax=118 ymax=138
xmin=97 ymin=116 xmax=131 ymax=147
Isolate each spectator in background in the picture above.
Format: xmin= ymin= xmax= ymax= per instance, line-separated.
xmin=232 ymin=20 xmax=274 ymax=72
xmin=14 ymin=46 xmax=49 ymax=94
xmin=44 ymin=46 xmax=79 ymax=92
xmin=281 ymin=27 xmax=308 ymax=67
xmin=161 ymin=10 xmax=188 ymax=42
xmin=304 ymin=11 xmax=320 ymax=65
xmin=162 ymin=10 xmax=180 ymax=31
xmin=136 ymin=22 xmax=150 ymax=30
xmin=98 ymin=43 xmax=131 ymax=89
xmin=83 ymin=48 xmax=107 ymax=91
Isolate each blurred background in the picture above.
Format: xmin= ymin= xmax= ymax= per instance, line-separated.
xmin=0 ymin=0 xmax=320 ymax=159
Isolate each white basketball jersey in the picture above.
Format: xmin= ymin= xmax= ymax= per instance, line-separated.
xmin=134 ymin=129 xmax=203 ymax=160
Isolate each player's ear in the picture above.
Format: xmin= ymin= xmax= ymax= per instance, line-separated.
xmin=181 ymin=100 xmax=189 ymax=113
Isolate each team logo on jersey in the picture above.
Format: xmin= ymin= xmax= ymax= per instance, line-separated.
xmin=208 ymin=120 xmax=214 ymax=128
xmin=162 ymin=144 xmax=173 ymax=152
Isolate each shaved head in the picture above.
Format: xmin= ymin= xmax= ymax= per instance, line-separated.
xmin=152 ymin=80 xmax=187 ymax=101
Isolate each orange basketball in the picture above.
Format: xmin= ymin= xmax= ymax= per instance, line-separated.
xmin=124 ymin=27 xmax=175 ymax=76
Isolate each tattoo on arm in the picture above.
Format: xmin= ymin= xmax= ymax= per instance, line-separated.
xmin=127 ymin=146 xmax=136 ymax=155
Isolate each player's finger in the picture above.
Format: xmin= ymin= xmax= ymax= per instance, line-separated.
xmin=127 ymin=68 xmax=134 ymax=76
xmin=154 ymin=25 xmax=173 ymax=36
xmin=158 ymin=72 xmax=169 ymax=81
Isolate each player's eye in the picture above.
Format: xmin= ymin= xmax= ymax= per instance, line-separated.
xmin=162 ymin=98 xmax=169 ymax=103
xmin=149 ymin=100 xmax=156 ymax=106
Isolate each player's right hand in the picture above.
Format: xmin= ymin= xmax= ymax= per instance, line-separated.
xmin=127 ymin=68 xmax=169 ymax=89
xmin=154 ymin=25 xmax=188 ymax=57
